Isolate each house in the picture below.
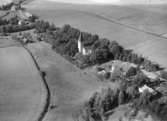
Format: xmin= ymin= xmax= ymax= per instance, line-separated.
xmin=18 ymin=19 xmax=30 ymax=25
xmin=18 ymin=19 xmax=24 ymax=25
xmin=17 ymin=10 xmax=33 ymax=25
xmin=78 ymin=33 xmax=92 ymax=55
xmin=110 ymin=65 xmax=116 ymax=73
xmin=9 ymin=2 xmax=33 ymax=26
xmin=139 ymin=84 xmax=155 ymax=94
xmin=98 ymin=70 xmax=106 ymax=75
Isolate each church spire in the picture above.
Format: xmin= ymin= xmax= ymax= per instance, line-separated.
xmin=78 ymin=32 xmax=83 ymax=42
xmin=78 ymin=32 xmax=83 ymax=53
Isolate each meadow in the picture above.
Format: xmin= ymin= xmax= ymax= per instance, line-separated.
xmin=0 ymin=46 xmax=47 ymax=121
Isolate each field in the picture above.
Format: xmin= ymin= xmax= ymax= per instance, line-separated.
xmin=26 ymin=1 xmax=167 ymax=69
xmin=0 ymin=36 xmax=19 ymax=48
xmin=0 ymin=46 xmax=47 ymax=121
xmin=27 ymin=42 xmax=119 ymax=121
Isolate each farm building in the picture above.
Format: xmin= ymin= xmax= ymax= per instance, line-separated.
xmin=139 ymin=84 xmax=155 ymax=94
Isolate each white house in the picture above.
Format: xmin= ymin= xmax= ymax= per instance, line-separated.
xmin=78 ymin=33 xmax=92 ymax=55
xmin=110 ymin=65 xmax=116 ymax=73
xmin=98 ymin=70 xmax=106 ymax=75
xmin=139 ymin=84 xmax=155 ymax=94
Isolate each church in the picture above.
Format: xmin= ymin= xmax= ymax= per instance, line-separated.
xmin=77 ymin=33 xmax=92 ymax=55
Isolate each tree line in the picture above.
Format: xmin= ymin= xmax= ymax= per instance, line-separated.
xmin=34 ymin=21 xmax=162 ymax=72
xmin=0 ymin=23 xmax=35 ymax=35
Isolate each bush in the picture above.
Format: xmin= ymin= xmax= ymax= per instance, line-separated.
xmin=126 ymin=67 xmax=137 ymax=77
xmin=41 ymin=71 xmax=46 ymax=78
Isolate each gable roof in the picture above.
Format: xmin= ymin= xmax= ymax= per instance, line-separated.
xmin=139 ymin=84 xmax=155 ymax=93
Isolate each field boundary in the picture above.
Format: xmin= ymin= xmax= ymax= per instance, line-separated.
xmin=24 ymin=46 xmax=51 ymax=121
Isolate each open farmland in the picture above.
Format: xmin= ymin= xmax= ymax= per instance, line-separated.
xmin=0 ymin=46 xmax=47 ymax=121
xmin=26 ymin=1 xmax=167 ymax=69
xmin=27 ymin=42 xmax=119 ymax=121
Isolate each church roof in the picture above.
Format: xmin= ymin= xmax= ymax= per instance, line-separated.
xmin=78 ymin=32 xmax=84 ymax=42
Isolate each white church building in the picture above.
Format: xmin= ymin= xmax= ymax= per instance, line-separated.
xmin=78 ymin=33 xmax=92 ymax=55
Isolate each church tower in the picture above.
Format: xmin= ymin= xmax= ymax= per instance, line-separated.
xmin=78 ymin=33 xmax=83 ymax=54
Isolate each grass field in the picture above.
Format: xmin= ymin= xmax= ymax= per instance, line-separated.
xmin=0 ymin=46 xmax=47 ymax=121
xmin=27 ymin=42 xmax=119 ymax=121
xmin=0 ymin=36 xmax=19 ymax=48
xmin=25 ymin=1 xmax=167 ymax=69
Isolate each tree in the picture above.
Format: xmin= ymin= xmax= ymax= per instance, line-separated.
xmin=90 ymin=48 xmax=110 ymax=64
xmin=61 ymin=24 xmax=71 ymax=33
xmin=64 ymin=39 xmax=78 ymax=56
xmin=160 ymin=71 xmax=167 ymax=80
xmin=109 ymin=41 xmax=123 ymax=57
xmin=35 ymin=20 xmax=51 ymax=33
xmin=126 ymin=67 xmax=137 ymax=77
xmin=9 ymin=16 xmax=19 ymax=25
xmin=0 ymin=2 xmax=13 ymax=10
xmin=28 ymin=15 xmax=38 ymax=22
xmin=126 ymin=86 xmax=138 ymax=99
xmin=138 ymin=90 xmax=152 ymax=108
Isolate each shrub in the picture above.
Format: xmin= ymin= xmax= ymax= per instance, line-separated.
xmin=41 ymin=71 xmax=46 ymax=78
xmin=126 ymin=67 xmax=137 ymax=77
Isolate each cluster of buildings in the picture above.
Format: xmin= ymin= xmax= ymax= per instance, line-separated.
xmin=9 ymin=2 xmax=33 ymax=26
xmin=96 ymin=61 xmax=157 ymax=95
